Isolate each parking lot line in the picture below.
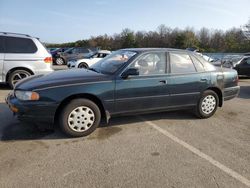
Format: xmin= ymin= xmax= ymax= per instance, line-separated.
xmin=142 ymin=118 xmax=250 ymax=187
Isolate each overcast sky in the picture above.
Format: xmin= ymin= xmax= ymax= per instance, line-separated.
xmin=0 ymin=0 xmax=249 ymax=43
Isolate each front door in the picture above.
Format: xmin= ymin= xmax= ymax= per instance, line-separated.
xmin=115 ymin=52 xmax=170 ymax=114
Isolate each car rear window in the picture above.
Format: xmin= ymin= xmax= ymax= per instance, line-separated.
xmin=5 ymin=36 xmax=37 ymax=53
xmin=0 ymin=36 xmax=4 ymax=53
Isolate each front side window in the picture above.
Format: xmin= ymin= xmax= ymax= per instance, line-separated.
xmin=130 ymin=52 xmax=166 ymax=76
xmin=244 ymin=57 xmax=250 ymax=65
xmin=5 ymin=37 xmax=37 ymax=53
xmin=91 ymin=50 xmax=137 ymax=74
xmin=170 ymin=52 xmax=196 ymax=74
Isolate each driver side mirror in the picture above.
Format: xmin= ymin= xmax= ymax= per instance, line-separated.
xmin=121 ymin=68 xmax=139 ymax=79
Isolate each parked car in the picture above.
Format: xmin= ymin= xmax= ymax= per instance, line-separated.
xmin=6 ymin=48 xmax=240 ymax=137
xmin=0 ymin=32 xmax=53 ymax=88
xmin=67 ymin=50 xmax=111 ymax=69
xmin=48 ymin=48 xmax=59 ymax=52
xmin=50 ymin=47 xmax=70 ymax=65
xmin=54 ymin=47 xmax=93 ymax=65
xmin=228 ymin=55 xmax=250 ymax=76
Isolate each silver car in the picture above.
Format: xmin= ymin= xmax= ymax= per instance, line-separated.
xmin=0 ymin=32 xmax=53 ymax=88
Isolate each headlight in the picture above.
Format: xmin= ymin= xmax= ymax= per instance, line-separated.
xmin=15 ymin=90 xmax=40 ymax=101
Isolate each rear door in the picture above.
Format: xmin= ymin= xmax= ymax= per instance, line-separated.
xmin=238 ymin=57 xmax=250 ymax=75
xmin=4 ymin=36 xmax=38 ymax=80
xmin=115 ymin=51 xmax=171 ymax=113
xmin=0 ymin=36 xmax=4 ymax=82
xmin=167 ymin=51 xmax=210 ymax=107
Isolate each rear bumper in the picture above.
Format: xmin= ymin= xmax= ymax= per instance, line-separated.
xmin=223 ymin=86 xmax=240 ymax=101
xmin=5 ymin=92 xmax=58 ymax=127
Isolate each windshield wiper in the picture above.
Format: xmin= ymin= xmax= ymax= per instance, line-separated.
xmin=88 ymin=68 xmax=100 ymax=73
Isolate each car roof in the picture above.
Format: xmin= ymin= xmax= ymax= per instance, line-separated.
xmin=98 ymin=50 xmax=111 ymax=54
xmin=121 ymin=48 xmax=190 ymax=53
xmin=0 ymin=32 xmax=36 ymax=39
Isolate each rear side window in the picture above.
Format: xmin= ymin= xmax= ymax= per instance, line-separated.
xmin=0 ymin=36 xmax=4 ymax=53
xmin=190 ymin=55 xmax=205 ymax=72
xmin=170 ymin=52 xmax=196 ymax=74
xmin=193 ymin=53 xmax=216 ymax=71
xmin=5 ymin=37 xmax=37 ymax=53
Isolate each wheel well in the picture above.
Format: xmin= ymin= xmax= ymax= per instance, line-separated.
xmin=6 ymin=67 xmax=34 ymax=82
xmin=78 ymin=62 xmax=88 ymax=68
xmin=54 ymin=93 xmax=106 ymax=125
xmin=206 ymin=87 xmax=223 ymax=107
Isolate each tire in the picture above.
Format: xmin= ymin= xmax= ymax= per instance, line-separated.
xmin=55 ymin=57 xmax=65 ymax=65
xmin=59 ymin=99 xmax=101 ymax=137
xmin=195 ymin=90 xmax=219 ymax=119
xmin=8 ymin=70 xmax=31 ymax=89
xmin=78 ymin=62 xmax=88 ymax=69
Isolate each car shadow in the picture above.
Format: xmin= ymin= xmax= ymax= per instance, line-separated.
xmin=0 ymin=102 xmax=196 ymax=142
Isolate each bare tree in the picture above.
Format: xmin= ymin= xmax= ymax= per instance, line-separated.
xmin=241 ymin=19 xmax=250 ymax=40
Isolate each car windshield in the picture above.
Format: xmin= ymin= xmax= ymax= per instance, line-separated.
xmin=90 ymin=50 xmax=137 ymax=74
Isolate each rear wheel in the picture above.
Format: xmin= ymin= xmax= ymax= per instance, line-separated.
xmin=8 ymin=70 xmax=31 ymax=88
xmin=195 ymin=90 xmax=219 ymax=118
xmin=59 ymin=99 xmax=101 ymax=137
xmin=55 ymin=57 xmax=65 ymax=65
xmin=78 ymin=62 xmax=88 ymax=69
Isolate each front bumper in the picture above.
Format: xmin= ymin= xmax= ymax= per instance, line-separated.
xmin=5 ymin=92 xmax=58 ymax=126
xmin=67 ymin=61 xmax=76 ymax=69
xmin=223 ymin=86 xmax=240 ymax=101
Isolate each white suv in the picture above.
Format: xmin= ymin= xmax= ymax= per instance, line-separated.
xmin=0 ymin=32 xmax=53 ymax=88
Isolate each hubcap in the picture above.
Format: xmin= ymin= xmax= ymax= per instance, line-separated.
xmin=56 ymin=58 xmax=64 ymax=65
xmin=67 ymin=106 xmax=95 ymax=132
xmin=201 ymin=95 xmax=216 ymax=115
xmin=12 ymin=72 xmax=30 ymax=86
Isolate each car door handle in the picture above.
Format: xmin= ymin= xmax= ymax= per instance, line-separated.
xmin=200 ymin=78 xmax=207 ymax=82
xmin=159 ymin=80 xmax=167 ymax=84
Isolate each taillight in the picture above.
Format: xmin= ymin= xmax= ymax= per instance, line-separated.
xmin=44 ymin=57 xmax=52 ymax=63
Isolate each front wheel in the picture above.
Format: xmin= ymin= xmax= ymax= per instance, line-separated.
xmin=195 ymin=90 xmax=219 ymax=118
xmin=59 ymin=99 xmax=101 ymax=137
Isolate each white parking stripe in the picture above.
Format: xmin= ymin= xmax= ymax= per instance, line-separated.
xmin=143 ymin=119 xmax=250 ymax=187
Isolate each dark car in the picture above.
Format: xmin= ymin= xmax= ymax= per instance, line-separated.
xmin=54 ymin=47 xmax=92 ymax=65
xmin=6 ymin=48 xmax=240 ymax=137
xmin=50 ymin=47 xmax=70 ymax=65
xmin=232 ymin=56 xmax=250 ymax=76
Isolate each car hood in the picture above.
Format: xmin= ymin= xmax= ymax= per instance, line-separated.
xmin=15 ymin=69 xmax=110 ymax=91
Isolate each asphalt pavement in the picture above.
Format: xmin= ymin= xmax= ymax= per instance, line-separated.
xmin=0 ymin=76 xmax=249 ymax=188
